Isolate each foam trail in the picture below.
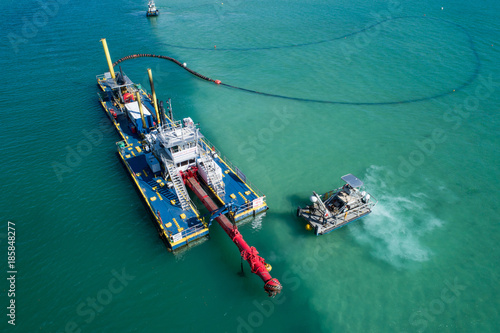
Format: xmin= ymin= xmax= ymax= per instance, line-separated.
xmin=350 ymin=166 xmax=444 ymax=269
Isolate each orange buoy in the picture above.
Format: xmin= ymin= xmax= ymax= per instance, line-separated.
xmin=214 ymin=80 xmax=221 ymax=85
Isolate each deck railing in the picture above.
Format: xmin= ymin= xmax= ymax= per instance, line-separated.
xmin=199 ymin=137 xmax=266 ymax=198
xmin=158 ymin=119 xmax=182 ymax=131
xmin=234 ymin=197 xmax=267 ymax=215
xmin=96 ymin=74 xmax=106 ymax=82
xmin=181 ymin=223 xmax=206 ymax=239
xmin=166 ymin=222 xmax=207 ymax=245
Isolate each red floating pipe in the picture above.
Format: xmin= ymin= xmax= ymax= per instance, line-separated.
xmin=185 ymin=175 xmax=282 ymax=297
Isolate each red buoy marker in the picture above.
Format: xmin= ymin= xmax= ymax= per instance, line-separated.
xmin=214 ymin=80 xmax=221 ymax=85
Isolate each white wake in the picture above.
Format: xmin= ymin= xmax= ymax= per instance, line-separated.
xmin=350 ymin=165 xmax=444 ymax=268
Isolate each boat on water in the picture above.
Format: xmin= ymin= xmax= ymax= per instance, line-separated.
xmin=96 ymin=39 xmax=281 ymax=296
xmin=146 ymin=1 xmax=159 ymax=16
xmin=297 ymin=174 xmax=377 ymax=235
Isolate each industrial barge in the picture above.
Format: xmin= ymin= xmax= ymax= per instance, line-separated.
xmin=297 ymin=174 xmax=377 ymax=235
xmin=96 ymin=39 xmax=281 ymax=296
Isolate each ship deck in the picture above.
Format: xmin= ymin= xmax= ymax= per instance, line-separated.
xmin=98 ymin=76 xmax=208 ymax=250
xmin=97 ymin=73 xmax=267 ymax=250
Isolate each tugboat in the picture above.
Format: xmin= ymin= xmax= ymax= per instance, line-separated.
xmin=297 ymin=174 xmax=377 ymax=235
xmin=146 ymin=1 xmax=159 ymax=16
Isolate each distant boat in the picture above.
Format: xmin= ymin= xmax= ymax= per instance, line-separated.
xmin=146 ymin=1 xmax=159 ymax=16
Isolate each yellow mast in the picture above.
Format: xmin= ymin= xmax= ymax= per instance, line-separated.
xmin=147 ymin=68 xmax=161 ymax=126
xmin=100 ymin=38 xmax=115 ymax=79
xmin=135 ymin=91 xmax=147 ymax=130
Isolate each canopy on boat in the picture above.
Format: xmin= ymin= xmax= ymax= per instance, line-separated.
xmin=341 ymin=174 xmax=364 ymax=188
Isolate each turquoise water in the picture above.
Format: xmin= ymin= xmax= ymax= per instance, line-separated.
xmin=1 ymin=0 xmax=499 ymax=332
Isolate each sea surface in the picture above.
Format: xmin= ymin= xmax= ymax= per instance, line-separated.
xmin=1 ymin=0 xmax=499 ymax=332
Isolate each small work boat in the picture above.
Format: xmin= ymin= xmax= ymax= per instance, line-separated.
xmin=297 ymin=174 xmax=377 ymax=235
xmin=146 ymin=1 xmax=159 ymax=16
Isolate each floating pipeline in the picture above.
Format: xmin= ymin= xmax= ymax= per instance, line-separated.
xmin=113 ymin=54 xmax=220 ymax=84
xmin=184 ymin=174 xmax=282 ymax=297
xmin=111 ymin=16 xmax=480 ymax=106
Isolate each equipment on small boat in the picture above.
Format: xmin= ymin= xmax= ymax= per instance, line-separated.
xmin=297 ymin=174 xmax=377 ymax=235
xmin=146 ymin=1 xmax=159 ymax=16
